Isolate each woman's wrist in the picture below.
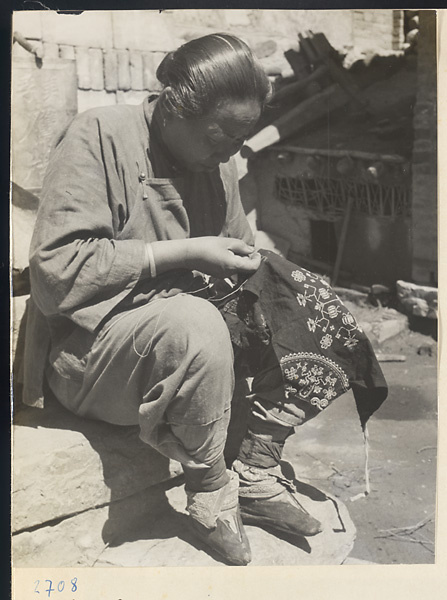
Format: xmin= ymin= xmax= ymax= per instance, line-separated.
xmin=150 ymin=238 xmax=196 ymax=275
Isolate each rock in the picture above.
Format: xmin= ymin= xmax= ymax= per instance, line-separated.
xmin=130 ymin=51 xmax=144 ymax=91
xmin=75 ymin=47 xmax=91 ymax=90
xmin=333 ymin=287 xmax=369 ymax=307
xmin=252 ymin=39 xmax=277 ymax=59
xmin=13 ymin=394 xmax=182 ymax=532
xmin=417 ymin=344 xmax=436 ymax=357
xmin=371 ymin=309 xmax=408 ymax=344
xmin=104 ymin=49 xmax=118 ymax=91
xmin=13 ymin=462 xmax=355 ymax=568
xmin=95 ymin=463 xmax=356 ymax=567
xmin=396 ymin=280 xmax=438 ymax=319
xmin=117 ymin=49 xmax=131 ymax=91
xmin=89 ymin=48 xmax=105 ymax=91
xmin=13 ymin=477 xmax=179 ymax=567
xmin=59 ymin=44 xmax=75 ymax=60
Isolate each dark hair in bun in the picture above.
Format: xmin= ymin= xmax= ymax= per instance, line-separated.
xmin=156 ymin=33 xmax=271 ymax=119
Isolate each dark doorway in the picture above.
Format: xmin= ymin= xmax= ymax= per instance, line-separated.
xmin=310 ymin=220 xmax=338 ymax=265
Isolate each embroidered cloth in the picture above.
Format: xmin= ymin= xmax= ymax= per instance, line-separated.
xmin=213 ymin=250 xmax=388 ymax=430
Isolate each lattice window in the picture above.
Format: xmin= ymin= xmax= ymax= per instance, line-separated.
xmin=275 ymin=176 xmax=411 ymax=219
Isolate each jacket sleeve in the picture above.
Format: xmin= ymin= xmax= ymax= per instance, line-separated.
xmin=220 ymin=158 xmax=255 ymax=246
xmin=29 ymin=109 xmax=146 ymax=332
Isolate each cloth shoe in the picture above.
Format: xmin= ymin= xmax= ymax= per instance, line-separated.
xmin=232 ymin=459 xmax=322 ymax=537
xmin=186 ymin=470 xmax=252 ymax=566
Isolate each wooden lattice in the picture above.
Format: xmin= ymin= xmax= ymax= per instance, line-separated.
xmin=275 ymin=176 xmax=410 ymax=219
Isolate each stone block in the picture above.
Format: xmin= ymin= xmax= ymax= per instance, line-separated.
xmin=13 ymin=11 xmax=43 ymax=39
xmin=41 ymin=11 xmax=113 ymax=49
xmin=75 ymin=47 xmax=91 ymax=90
xmin=13 ymin=477 xmax=180 ymax=567
xmin=252 ymin=39 xmax=277 ymax=59
xmin=89 ymin=48 xmax=105 ymax=91
xmin=117 ymin=49 xmax=131 ymax=91
xmin=112 ymin=10 xmax=178 ymax=52
xmin=130 ymin=51 xmax=144 ymax=91
xmin=77 ymin=90 xmax=117 ymax=113
xmin=396 ymin=280 xmax=438 ymax=319
xmin=225 ymin=9 xmax=252 ymax=27
xmin=142 ymin=52 xmax=164 ymax=91
xmin=43 ymin=42 xmax=59 ymax=59
xmin=94 ymin=464 xmax=356 ymax=567
xmin=59 ymin=45 xmax=75 ymax=60
xmin=370 ymin=309 xmax=408 ymax=344
xmin=104 ymin=50 xmax=118 ymax=92
xmin=13 ymin=395 xmax=182 ymax=533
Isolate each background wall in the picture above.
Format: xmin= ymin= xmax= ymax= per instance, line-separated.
xmin=13 ymin=9 xmax=405 ymax=113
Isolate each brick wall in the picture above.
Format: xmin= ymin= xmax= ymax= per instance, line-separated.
xmin=352 ymin=9 xmax=404 ymax=55
xmin=13 ymin=9 xmax=405 ymax=113
xmin=411 ymin=11 xmax=437 ymax=285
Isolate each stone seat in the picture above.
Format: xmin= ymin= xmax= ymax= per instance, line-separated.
xmin=12 ymin=378 xmax=183 ymax=567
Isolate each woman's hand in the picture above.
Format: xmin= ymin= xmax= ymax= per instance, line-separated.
xmin=150 ymin=236 xmax=261 ymax=279
xmin=185 ymin=237 xmax=261 ymax=278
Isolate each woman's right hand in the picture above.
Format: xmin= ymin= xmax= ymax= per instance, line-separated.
xmin=151 ymin=236 xmax=261 ymax=279
xmin=185 ymin=236 xmax=261 ymax=278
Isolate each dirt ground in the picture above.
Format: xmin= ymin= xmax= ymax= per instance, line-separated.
xmin=284 ymin=325 xmax=437 ymax=564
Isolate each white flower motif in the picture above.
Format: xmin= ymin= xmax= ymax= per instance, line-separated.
xmin=307 ymin=318 xmax=317 ymax=332
xmin=324 ymin=388 xmax=337 ymax=400
xmin=327 ymin=304 xmax=339 ymax=319
xmin=342 ymin=313 xmax=356 ymax=326
xmin=291 ymin=270 xmax=306 ymax=282
xmin=296 ymin=293 xmax=306 ymax=306
xmin=320 ymin=334 xmax=333 ymax=349
xmin=315 ymin=302 xmax=324 ymax=312
xmin=344 ymin=337 xmax=359 ymax=349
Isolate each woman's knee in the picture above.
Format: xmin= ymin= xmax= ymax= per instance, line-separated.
xmin=160 ymin=295 xmax=233 ymax=360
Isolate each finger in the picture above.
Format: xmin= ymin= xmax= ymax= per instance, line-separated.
xmin=232 ymin=253 xmax=261 ymax=273
xmin=227 ymin=238 xmax=255 ymax=256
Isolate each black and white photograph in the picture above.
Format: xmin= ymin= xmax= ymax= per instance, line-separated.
xmin=11 ymin=7 xmax=439 ymax=578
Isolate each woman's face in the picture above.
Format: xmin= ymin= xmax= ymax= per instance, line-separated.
xmin=163 ymin=99 xmax=261 ymax=173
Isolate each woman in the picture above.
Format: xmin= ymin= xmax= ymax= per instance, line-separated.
xmin=25 ymin=34 xmax=387 ymax=566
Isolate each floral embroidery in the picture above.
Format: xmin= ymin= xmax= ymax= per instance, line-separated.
xmin=311 ymin=397 xmax=329 ymax=409
xmin=296 ymin=293 xmax=306 ymax=306
xmin=307 ymin=318 xmax=317 ymax=332
xmin=288 ymin=264 xmax=362 ymax=350
xmin=320 ymin=334 xmax=333 ymax=349
xmin=291 ymin=269 xmax=306 ymax=282
xmin=280 ymin=352 xmax=349 ymax=411
xmin=344 ymin=336 xmax=359 ymax=349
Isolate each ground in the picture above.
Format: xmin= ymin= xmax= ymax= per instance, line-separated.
xmin=12 ymin=300 xmax=437 ymax=566
xmin=284 ymin=325 xmax=437 ymax=564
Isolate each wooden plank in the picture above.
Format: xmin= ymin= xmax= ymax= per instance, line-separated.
xmin=307 ymin=32 xmax=369 ymax=113
xmin=284 ymin=48 xmax=311 ymax=79
xmin=243 ymin=83 xmax=349 ymax=156
xmin=273 ymin=64 xmax=329 ymax=102
xmin=273 ymin=145 xmax=406 ymax=164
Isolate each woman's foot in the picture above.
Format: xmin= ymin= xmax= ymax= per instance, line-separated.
xmin=232 ymin=459 xmax=322 ymax=538
xmin=186 ymin=470 xmax=252 ymax=566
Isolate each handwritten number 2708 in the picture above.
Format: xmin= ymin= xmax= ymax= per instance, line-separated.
xmin=34 ymin=579 xmax=78 ymax=596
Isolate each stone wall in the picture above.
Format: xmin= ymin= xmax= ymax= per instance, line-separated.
xmin=13 ymin=9 xmax=405 ymax=113
xmin=411 ymin=11 xmax=437 ymax=285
